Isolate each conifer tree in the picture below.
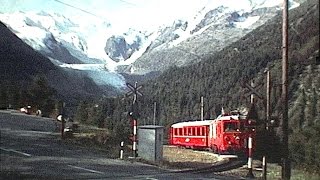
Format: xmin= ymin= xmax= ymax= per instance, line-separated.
xmin=0 ymin=84 xmax=7 ymax=109
xmin=74 ymin=101 xmax=88 ymax=123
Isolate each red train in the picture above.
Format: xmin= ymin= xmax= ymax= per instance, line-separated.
xmin=169 ymin=110 xmax=255 ymax=155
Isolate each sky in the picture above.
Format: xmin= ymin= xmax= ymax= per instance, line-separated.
xmin=0 ymin=0 xmax=286 ymax=32
xmin=0 ymin=0 xmax=210 ymax=31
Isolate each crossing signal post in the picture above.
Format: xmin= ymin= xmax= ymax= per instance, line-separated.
xmin=128 ymin=112 xmax=138 ymax=158
xmin=58 ymin=101 xmax=66 ymax=139
xmin=125 ymin=82 xmax=143 ymax=158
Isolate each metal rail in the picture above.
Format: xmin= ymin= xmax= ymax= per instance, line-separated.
xmin=176 ymin=157 xmax=246 ymax=174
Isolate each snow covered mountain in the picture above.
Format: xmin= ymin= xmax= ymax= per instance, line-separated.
xmin=0 ymin=0 xmax=301 ymax=89
xmin=130 ymin=0 xmax=300 ymax=74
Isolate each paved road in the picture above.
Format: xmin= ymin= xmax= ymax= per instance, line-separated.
xmin=0 ymin=111 xmax=231 ymax=179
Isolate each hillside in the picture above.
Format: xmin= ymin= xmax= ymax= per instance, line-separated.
xmin=0 ymin=22 xmax=114 ymax=110
xmin=138 ymin=0 xmax=319 ymax=124
xmin=0 ymin=22 xmax=57 ymax=81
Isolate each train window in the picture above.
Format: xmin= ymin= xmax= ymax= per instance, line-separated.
xmin=224 ymin=122 xmax=238 ymax=132
xmin=179 ymin=128 xmax=182 ymax=135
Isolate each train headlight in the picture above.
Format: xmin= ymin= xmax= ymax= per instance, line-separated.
xmin=225 ymin=136 xmax=230 ymax=141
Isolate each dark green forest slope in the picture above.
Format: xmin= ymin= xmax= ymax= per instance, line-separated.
xmin=74 ymin=0 xmax=319 ymax=170
xmin=139 ymin=0 xmax=319 ymax=126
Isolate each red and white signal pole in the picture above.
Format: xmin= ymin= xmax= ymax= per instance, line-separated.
xmin=132 ymin=117 xmax=137 ymax=158
xmin=246 ymin=135 xmax=254 ymax=178
xmin=246 ymin=80 xmax=255 ymax=178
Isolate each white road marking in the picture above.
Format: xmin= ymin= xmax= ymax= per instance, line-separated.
xmin=67 ymin=165 xmax=105 ymax=175
xmin=0 ymin=147 xmax=32 ymax=157
xmin=0 ymin=128 xmax=58 ymax=135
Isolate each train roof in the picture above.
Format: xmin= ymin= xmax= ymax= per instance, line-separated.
xmin=171 ymin=114 xmax=247 ymax=128
xmin=171 ymin=120 xmax=214 ymax=128
xmin=216 ymin=114 xmax=247 ymax=121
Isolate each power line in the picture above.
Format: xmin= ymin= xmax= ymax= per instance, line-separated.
xmin=52 ymin=0 xmax=102 ymax=19
xmin=119 ymin=0 xmax=137 ymax=6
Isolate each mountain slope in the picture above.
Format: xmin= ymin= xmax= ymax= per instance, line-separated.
xmin=0 ymin=21 xmax=116 ymax=105
xmin=133 ymin=0 xmax=319 ymax=124
xmin=127 ymin=0 xmax=301 ymax=74
xmin=0 ymin=21 xmax=57 ymax=81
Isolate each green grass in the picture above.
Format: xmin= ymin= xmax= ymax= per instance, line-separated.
xmin=257 ymin=163 xmax=320 ymax=180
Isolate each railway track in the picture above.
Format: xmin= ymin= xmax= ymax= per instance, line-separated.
xmin=177 ymin=157 xmax=246 ymax=174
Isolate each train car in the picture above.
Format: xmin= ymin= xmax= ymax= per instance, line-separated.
xmin=169 ymin=120 xmax=214 ymax=150
xmin=209 ymin=113 xmax=248 ymax=154
xmin=169 ymin=110 xmax=255 ymax=155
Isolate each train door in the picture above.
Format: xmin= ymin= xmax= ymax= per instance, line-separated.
xmin=215 ymin=121 xmax=223 ymax=152
xmin=209 ymin=124 xmax=213 ymax=139
xmin=208 ymin=124 xmax=213 ymax=148
xmin=209 ymin=122 xmax=218 ymax=152
xmin=212 ymin=123 xmax=217 ymax=139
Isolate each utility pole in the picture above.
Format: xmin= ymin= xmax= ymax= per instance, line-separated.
xmin=281 ymin=0 xmax=291 ymax=179
xmin=262 ymin=69 xmax=271 ymax=180
xmin=266 ymin=70 xmax=271 ymax=131
xmin=201 ymin=96 xmax=204 ymax=121
xmin=153 ymin=102 xmax=157 ymax=125
xmin=250 ymin=80 xmax=255 ymax=104
xmin=60 ymin=101 xmax=66 ymax=139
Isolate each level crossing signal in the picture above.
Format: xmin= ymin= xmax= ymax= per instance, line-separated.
xmin=125 ymin=82 xmax=143 ymax=119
